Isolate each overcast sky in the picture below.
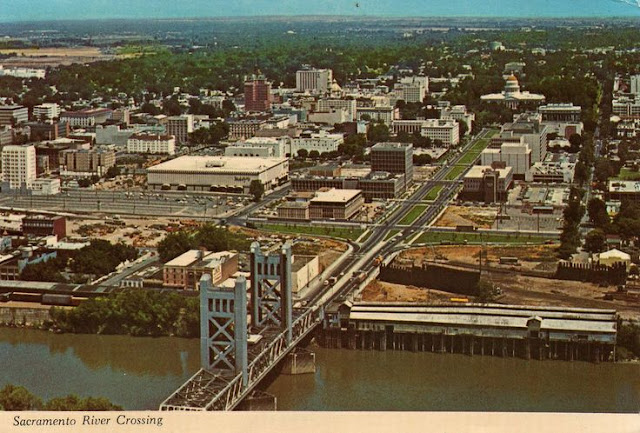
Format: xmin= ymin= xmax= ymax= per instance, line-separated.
xmin=2 ymin=0 xmax=639 ymax=22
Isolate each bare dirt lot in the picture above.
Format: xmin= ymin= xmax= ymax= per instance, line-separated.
xmin=399 ymin=244 xmax=558 ymax=272
xmin=369 ymin=244 xmax=640 ymax=319
xmin=434 ymin=205 xmax=497 ymax=229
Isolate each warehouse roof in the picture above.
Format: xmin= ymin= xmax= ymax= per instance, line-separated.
xmin=147 ymin=156 xmax=287 ymax=173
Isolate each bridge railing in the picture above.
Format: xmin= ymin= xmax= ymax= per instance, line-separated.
xmin=184 ymin=307 xmax=321 ymax=411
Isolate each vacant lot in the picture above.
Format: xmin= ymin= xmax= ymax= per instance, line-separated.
xmin=435 ymin=205 xmax=497 ymax=229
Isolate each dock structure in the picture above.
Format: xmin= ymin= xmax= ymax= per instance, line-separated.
xmin=321 ymin=302 xmax=617 ymax=362
xmin=159 ymin=242 xmax=321 ymax=411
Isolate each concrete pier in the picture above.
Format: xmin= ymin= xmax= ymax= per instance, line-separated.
xmin=239 ymin=391 xmax=277 ymax=411
xmin=282 ymin=348 xmax=316 ymax=375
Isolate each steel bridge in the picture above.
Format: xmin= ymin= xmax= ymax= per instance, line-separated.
xmin=159 ymin=242 xmax=322 ymax=411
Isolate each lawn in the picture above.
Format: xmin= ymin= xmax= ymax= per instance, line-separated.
xmin=384 ymin=229 xmax=401 ymax=241
xmin=423 ymin=185 xmax=443 ymax=201
xmin=398 ymin=204 xmax=428 ymax=225
xmin=258 ymin=224 xmax=364 ymax=241
xmin=416 ymin=231 xmax=550 ymax=245
xmin=444 ymin=164 xmax=467 ymax=181
xmin=614 ymin=168 xmax=640 ymax=181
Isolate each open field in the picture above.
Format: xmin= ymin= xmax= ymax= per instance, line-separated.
xmin=258 ymin=223 xmax=363 ymax=241
xmin=415 ymin=231 xmax=549 ymax=245
xmin=0 ymin=47 xmax=104 ymax=56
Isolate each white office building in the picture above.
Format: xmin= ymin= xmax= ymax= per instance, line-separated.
xmin=317 ymin=99 xmax=357 ymax=121
xmin=481 ymin=142 xmax=531 ymax=177
xmin=1 ymin=145 xmax=37 ymax=190
xmin=296 ymin=68 xmax=333 ymax=94
xmin=33 ymin=103 xmax=60 ymax=122
xmin=421 ymin=119 xmax=460 ymax=146
xmin=126 ymin=133 xmax=176 ymax=155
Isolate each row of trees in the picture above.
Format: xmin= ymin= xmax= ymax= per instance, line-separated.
xmin=157 ymin=224 xmax=250 ymax=263
xmin=585 ymin=198 xmax=640 ymax=253
xmin=0 ymin=384 xmax=121 ymax=411
xmin=19 ymin=240 xmax=138 ymax=283
xmin=49 ymin=289 xmax=199 ymax=338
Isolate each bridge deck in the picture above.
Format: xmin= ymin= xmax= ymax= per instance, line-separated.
xmin=160 ymin=307 xmax=320 ymax=411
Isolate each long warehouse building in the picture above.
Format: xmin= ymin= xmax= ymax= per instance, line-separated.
xmin=147 ymin=156 xmax=289 ymax=193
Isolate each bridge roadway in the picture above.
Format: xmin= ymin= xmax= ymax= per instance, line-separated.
xmin=159 ymin=129 xmax=494 ymax=411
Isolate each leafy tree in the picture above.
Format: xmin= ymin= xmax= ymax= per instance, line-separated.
xmin=106 ymin=165 xmax=121 ymax=179
xmin=308 ymin=150 xmax=320 ymax=159
xmin=249 ymin=180 xmax=265 ymax=202
xmin=162 ymin=97 xmax=182 ymax=116
xmin=587 ymin=198 xmax=610 ymax=230
xmin=584 ymin=229 xmax=607 ymax=253
xmin=158 ymin=231 xmax=193 ymax=263
xmin=413 ymin=154 xmax=433 ymax=165
xmin=573 ymin=161 xmax=588 ymax=186
xmin=594 ymin=158 xmax=615 ymax=183
xmin=20 ymin=257 xmax=67 ymax=283
xmin=44 ymin=395 xmax=122 ymax=411
xmin=297 ymin=148 xmax=308 ymax=159
xmin=0 ymin=385 xmax=42 ymax=410
xmin=367 ymin=122 xmax=390 ymax=144
xmin=338 ymin=134 xmax=366 ymax=159
xmin=568 ymin=133 xmax=582 ymax=153
xmin=396 ymin=130 xmax=411 ymax=143
xmin=140 ymin=102 xmax=160 ymax=115
xmin=70 ymin=240 xmax=138 ymax=276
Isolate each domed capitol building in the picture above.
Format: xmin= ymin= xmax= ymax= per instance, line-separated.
xmin=481 ymin=75 xmax=546 ymax=109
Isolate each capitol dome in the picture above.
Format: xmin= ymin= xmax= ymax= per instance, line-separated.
xmin=504 ymin=75 xmax=520 ymax=94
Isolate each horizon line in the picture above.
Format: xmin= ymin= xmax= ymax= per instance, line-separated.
xmin=2 ymin=14 xmax=640 ymax=25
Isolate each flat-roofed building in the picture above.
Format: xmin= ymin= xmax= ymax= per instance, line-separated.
xmin=60 ymin=108 xmax=113 ymax=127
xmin=356 ymin=106 xmax=398 ymax=126
xmin=371 ymin=142 xmax=413 ymax=189
xmin=296 ymin=68 xmax=333 ymax=94
xmin=421 ymin=118 xmax=460 ymax=146
xmin=607 ymin=180 xmax=640 ymax=204
xmin=60 ymin=148 xmax=116 ymax=176
xmin=277 ymin=201 xmax=310 ymax=220
xmin=462 ymin=165 xmax=513 ymax=203
xmin=166 ymin=115 xmax=194 ymax=144
xmin=163 ymin=250 xmax=238 ymax=290
xmin=127 ymin=133 xmax=176 ymax=155
xmin=33 ymin=103 xmax=60 ymax=122
xmin=538 ymin=103 xmax=581 ymax=122
xmin=1 ymin=144 xmax=36 ymax=190
xmin=440 ymin=104 xmax=475 ymax=134
xmin=22 ymin=215 xmax=66 ymax=238
xmin=526 ymin=161 xmax=576 ymax=183
xmin=0 ymin=105 xmax=29 ymax=127
xmin=481 ymin=142 xmax=531 ymax=178
xmin=392 ymin=120 xmax=425 ymax=135
xmin=317 ymin=99 xmax=357 ymax=121
xmin=309 ymin=188 xmax=364 ymax=220
xmin=147 ymin=155 xmax=289 ymax=193
xmin=228 ymin=119 xmax=266 ymax=140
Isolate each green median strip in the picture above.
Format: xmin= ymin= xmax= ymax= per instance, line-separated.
xmin=258 ymin=223 xmax=364 ymax=241
xmin=424 ymin=185 xmax=443 ymax=201
xmin=444 ymin=165 xmax=467 ymax=181
xmin=398 ymin=204 xmax=428 ymax=225
xmin=384 ymin=229 xmax=401 ymax=241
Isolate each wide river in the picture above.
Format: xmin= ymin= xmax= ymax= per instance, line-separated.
xmin=1 ymin=328 xmax=638 ymax=412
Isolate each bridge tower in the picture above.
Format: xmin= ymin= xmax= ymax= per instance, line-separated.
xmin=200 ymin=274 xmax=249 ymax=386
xmin=250 ymin=242 xmax=293 ymax=343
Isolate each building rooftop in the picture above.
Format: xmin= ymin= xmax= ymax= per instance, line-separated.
xmin=608 ymin=180 xmax=640 ymax=193
xmin=371 ymin=142 xmax=413 ymax=151
xmin=148 ymin=156 xmax=287 ymax=173
xmin=348 ymin=303 xmax=617 ymax=334
xmin=311 ymin=188 xmax=362 ymax=203
xmin=165 ymin=250 xmax=236 ymax=268
xmin=465 ymin=165 xmax=512 ymax=179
